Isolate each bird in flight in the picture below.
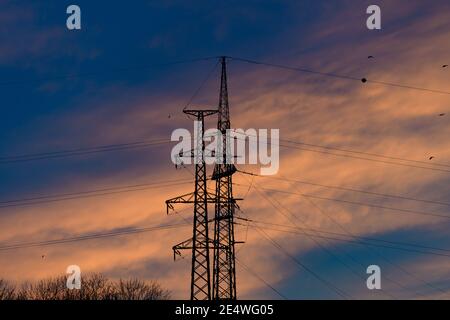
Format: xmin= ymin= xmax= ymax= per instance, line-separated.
xmin=439 ymin=113 xmax=445 ymax=116
xmin=361 ymin=78 xmax=368 ymax=83
xmin=368 ymin=55 xmax=374 ymax=59
xmin=443 ymin=65 xmax=448 ymax=68
xmin=429 ymin=156 xmax=435 ymax=160
xmin=41 ymin=255 xmax=46 ymax=259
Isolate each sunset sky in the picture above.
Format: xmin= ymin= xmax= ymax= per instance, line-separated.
xmin=0 ymin=0 xmax=449 ymax=299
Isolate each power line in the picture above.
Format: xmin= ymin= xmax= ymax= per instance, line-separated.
xmin=253 ymin=195 xmax=429 ymax=298
xmin=210 ymin=130 xmax=450 ymax=170
xmin=229 ymin=56 xmax=450 ymax=95
xmin=0 ymin=57 xmax=219 ymax=87
xmin=236 ymin=184 xmax=450 ymax=220
xmin=254 ymin=226 xmax=351 ymax=299
xmin=0 ymin=139 xmax=172 ymax=164
xmin=251 ymin=221 xmax=450 ymax=298
xmin=2 ymin=212 xmax=403 ymax=299
xmin=239 ymin=182 xmax=372 ymax=296
xmin=278 ymin=143 xmax=450 ymax=172
xmin=183 ymin=60 xmax=220 ymax=111
xmin=235 ymin=257 xmax=288 ymax=300
xmin=239 ymin=178 xmax=398 ymax=299
xmin=0 ymin=179 xmax=192 ymax=209
xmin=1 ymin=204 xmax=281 ymax=300
xmin=0 ymin=222 xmax=190 ymax=252
xmin=238 ymin=178 xmax=441 ymax=297
xmin=238 ymin=209 xmax=450 ymax=254
xmin=245 ymin=219 xmax=450 ymax=258
xmin=279 ymin=139 xmax=450 ymax=169
xmin=240 ymin=173 xmax=448 ymax=296
xmin=0 ymin=178 xmax=190 ymax=204
xmin=293 ymin=185 xmax=450 ymax=297
xmin=3 ymin=132 xmax=448 ymax=176
xmin=229 ymin=134 xmax=450 ymax=173
xmin=238 ymin=171 xmax=450 ymax=207
xmin=277 ymin=142 xmax=450 ymax=173
xmin=2 ymin=170 xmax=445 ymax=222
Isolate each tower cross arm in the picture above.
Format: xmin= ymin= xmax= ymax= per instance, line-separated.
xmin=166 ymin=192 xmax=242 ymax=214
xmin=183 ymin=109 xmax=218 ymax=118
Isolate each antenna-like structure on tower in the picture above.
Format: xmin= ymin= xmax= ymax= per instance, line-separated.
xmin=211 ymin=56 xmax=238 ymax=300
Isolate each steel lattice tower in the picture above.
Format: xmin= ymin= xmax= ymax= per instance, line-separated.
xmin=166 ymin=109 xmax=217 ymax=300
xmin=212 ymin=56 xmax=238 ymax=300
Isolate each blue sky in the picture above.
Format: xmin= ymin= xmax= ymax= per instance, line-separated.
xmin=0 ymin=0 xmax=449 ymax=299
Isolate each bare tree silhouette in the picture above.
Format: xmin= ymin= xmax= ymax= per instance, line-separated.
xmin=0 ymin=279 xmax=16 ymax=300
xmin=1 ymin=273 xmax=170 ymax=300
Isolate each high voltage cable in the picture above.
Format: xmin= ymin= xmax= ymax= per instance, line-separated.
xmin=239 ymin=179 xmax=398 ymax=299
xmin=15 ymin=213 xmax=346 ymax=299
xmin=0 ymin=139 xmax=171 ymax=164
xmin=0 ymin=57 xmax=219 ymax=87
xmin=0 ymin=192 xmax=445 ymax=293
xmin=237 ymin=170 xmax=450 ymax=207
xmin=0 ymin=222 xmax=190 ymax=251
xmin=257 ymin=224 xmax=450 ymax=263
xmin=229 ymin=56 xmax=450 ymax=95
xmin=254 ymin=226 xmax=351 ymax=299
xmin=2 ymin=134 xmax=448 ymax=175
xmin=0 ymin=166 xmax=442 ymax=251
xmin=279 ymin=139 xmax=450 ymax=169
xmin=245 ymin=219 xmax=450 ymax=258
xmin=235 ymin=184 xmax=450 ymax=220
xmin=183 ymin=60 xmax=220 ymax=111
xmin=279 ymin=174 xmax=450 ymax=297
xmin=0 ymin=179 xmax=192 ymax=209
xmin=234 ymin=182 xmax=450 ymax=220
xmin=237 ymin=186 xmax=450 ymax=260
xmin=241 ymin=174 xmax=448 ymax=296
xmin=5 ymin=54 xmax=448 ymax=96
xmin=1 ymin=175 xmax=445 ymax=223
xmin=252 ymin=224 xmax=450 ymax=260
xmin=204 ymin=132 xmax=450 ymax=171
xmin=0 ymin=138 xmax=169 ymax=159
xmin=0 ymin=178 xmax=190 ymax=204
xmin=235 ymin=257 xmax=288 ymax=300
xmin=3 ymin=201 xmax=282 ymax=298
xmin=2 ymin=174 xmax=445 ymax=221
xmin=239 ymin=178 xmax=442 ymax=297
xmin=278 ymin=142 xmax=450 ymax=173
xmin=239 ymin=183 xmax=378 ymax=297
xmin=229 ymin=134 xmax=450 ymax=173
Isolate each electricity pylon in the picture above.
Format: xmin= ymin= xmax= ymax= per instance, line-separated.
xmin=211 ymin=56 xmax=238 ymax=300
xmin=166 ymin=57 xmax=241 ymax=300
xmin=166 ymin=109 xmax=217 ymax=300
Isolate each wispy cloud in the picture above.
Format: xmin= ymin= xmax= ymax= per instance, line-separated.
xmin=0 ymin=0 xmax=449 ymax=299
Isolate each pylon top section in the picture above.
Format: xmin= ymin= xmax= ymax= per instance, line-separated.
xmin=218 ymin=57 xmax=230 ymax=132
xmin=183 ymin=109 xmax=218 ymax=118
